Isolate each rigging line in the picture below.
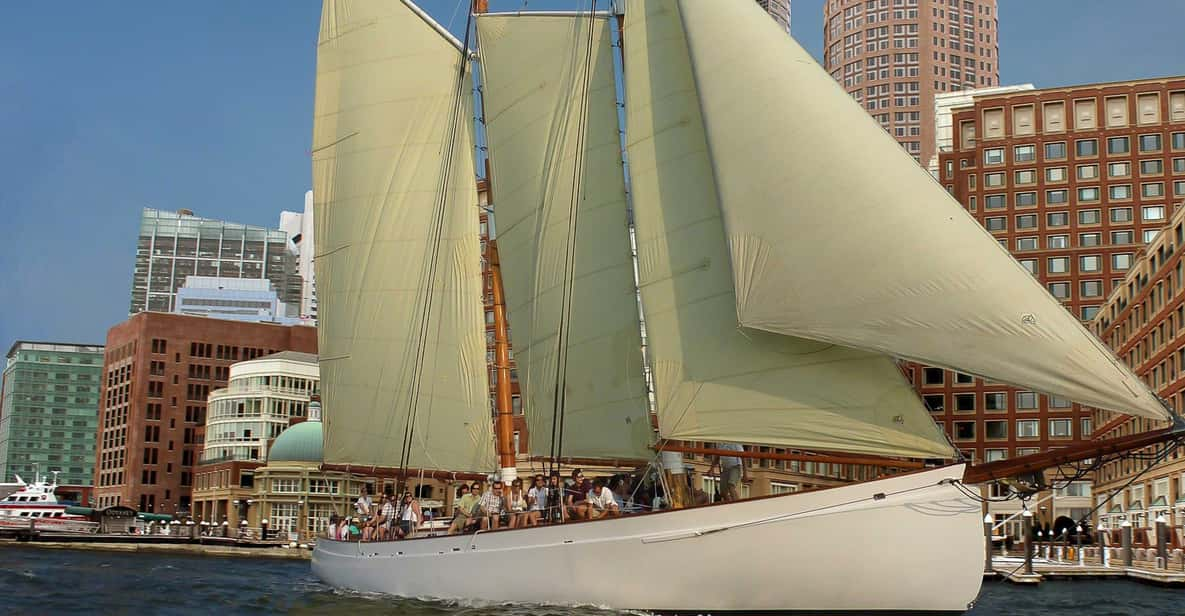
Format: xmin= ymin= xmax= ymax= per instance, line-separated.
xmin=398 ymin=1 xmax=478 ymax=479
xmin=550 ymin=0 xmax=600 ymax=469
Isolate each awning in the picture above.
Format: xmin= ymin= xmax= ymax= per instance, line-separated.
xmin=137 ymin=513 xmax=173 ymax=522
xmin=64 ymin=506 xmax=95 ymax=516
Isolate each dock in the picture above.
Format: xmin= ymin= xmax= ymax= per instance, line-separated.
xmin=986 ymin=551 xmax=1185 ymax=585
xmin=0 ymin=536 xmax=311 ymax=560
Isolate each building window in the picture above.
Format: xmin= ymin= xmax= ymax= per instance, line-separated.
xmin=1111 ymin=230 xmax=1134 ymax=245
xmin=1014 ymin=169 xmax=1037 ymax=185
xmin=1049 ymin=418 xmax=1073 ymax=438
xmin=1107 ymin=136 xmax=1130 ymax=155
xmin=1110 ymin=207 xmax=1133 ymax=223
xmin=985 ymin=392 xmax=1007 ymax=411
xmin=985 ymin=194 xmax=1006 ymax=209
xmin=985 ymin=420 xmax=1008 ymax=440
xmin=1143 ymin=205 xmax=1166 ymax=221
xmin=1014 ymin=144 xmax=1036 ymax=163
xmin=923 ymin=394 xmax=945 ymax=413
xmin=954 ymin=393 xmax=976 ymax=412
xmin=985 ymin=217 xmax=1006 ymax=231
xmin=1142 ymin=182 xmax=1164 ymax=198
xmin=1081 ymin=305 xmax=1100 ymax=320
xmin=1046 ymin=167 xmax=1067 ymax=183
xmin=1144 ymin=229 xmax=1160 ymax=243
xmin=271 ymin=478 xmax=300 ymax=493
xmin=1109 ymin=184 xmax=1132 ymax=200
xmin=1076 ymin=139 xmax=1098 ymax=157
xmin=984 ymin=147 xmax=1004 ymax=165
xmin=984 ymin=448 xmax=1008 ymax=462
xmin=1016 ymin=391 xmax=1038 ymax=409
xmin=1045 ymin=189 xmax=1067 ymax=205
xmin=984 ymin=172 xmax=1005 ymax=187
xmin=923 ymin=367 xmax=945 ymax=385
xmin=1141 ymin=160 xmax=1164 ymax=176
xmin=1079 ymin=255 xmax=1101 ymax=272
xmin=1044 ymin=142 xmax=1066 ymax=160
xmin=1016 ymin=419 xmax=1040 ymax=438
xmin=1077 ymin=164 xmax=1099 ymax=180
xmin=1019 ymin=259 xmax=1037 ymax=275
xmin=954 ymin=421 xmax=976 ymax=441
xmin=1016 ymin=237 xmax=1039 ymax=251
xmin=1049 ymin=395 xmax=1072 ymax=409
xmin=1139 ymin=134 xmax=1162 ymax=152
xmin=1016 ymin=214 xmax=1037 ymax=229
xmin=1175 ymin=180 xmax=1185 ymax=197
xmin=1048 ymin=234 xmax=1068 ymax=249
xmin=955 ymin=372 xmax=974 ymax=385
xmin=1175 ymin=158 xmax=1185 ymax=174
xmin=1079 ymin=232 xmax=1101 ymax=246
xmin=1082 ymin=417 xmax=1093 ymax=436
xmin=1112 ymin=253 xmax=1133 ymax=270
xmin=1080 ymin=280 xmax=1103 ymax=297
xmin=1016 ymin=192 xmax=1037 ymax=207
xmin=1047 ymin=211 xmax=1069 ymax=227
xmin=1077 ymin=186 xmax=1100 ymax=202
xmin=1047 ymin=257 xmax=1069 ymax=274
xmin=1047 ymin=282 xmax=1070 ymax=299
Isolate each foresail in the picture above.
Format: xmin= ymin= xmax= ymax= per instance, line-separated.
xmin=312 ymin=0 xmax=495 ymax=472
xmin=477 ymin=14 xmax=653 ymax=460
xmin=622 ymin=0 xmax=954 ymax=459
xmin=674 ymin=0 xmax=1169 ymax=421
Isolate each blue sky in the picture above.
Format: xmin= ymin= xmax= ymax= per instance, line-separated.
xmin=1 ymin=1 xmax=1183 ymax=351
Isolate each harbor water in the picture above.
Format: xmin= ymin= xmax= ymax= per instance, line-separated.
xmin=0 ymin=545 xmax=1181 ymax=615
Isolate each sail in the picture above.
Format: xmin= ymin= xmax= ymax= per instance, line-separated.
xmin=312 ymin=0 xmax=495 ymax=472
xmin=673 ymin=0 xmax=1169 ymax=421
xmin=622 ymin=0 xmax=954 ymax=459
xmin=477 ymin=14 xmax=653 ymax=460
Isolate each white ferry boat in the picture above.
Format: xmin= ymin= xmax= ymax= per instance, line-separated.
xmin=0 ymin=471 xmax=97 ymax=534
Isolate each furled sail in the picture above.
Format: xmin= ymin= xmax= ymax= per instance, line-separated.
xmin=622 ymin=0 xmax=955 ymax=459
xmin=477 ymin=13 xmax=653 ymax=460
xmin=673 ymin=0 xmax=1169 ymax=421
xmin=312 ymin=0 xmax=495 ymax=472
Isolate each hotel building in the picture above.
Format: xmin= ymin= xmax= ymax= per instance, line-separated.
xmin=926 ymin=76 xmax=1185 ymax=464
xmin=93 ymin=312 xmax=316 ymax=514
xmin=0 ymin=342 xmax=104 ymax=486
xmin=1091 ymin=203 xmax=1185 ymax=528
xmin=823 ymin=0 xmax=1000 ymax=165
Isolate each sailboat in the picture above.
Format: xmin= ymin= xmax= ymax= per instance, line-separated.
xmin=309 ymin=1 xmax=1182 ymax=612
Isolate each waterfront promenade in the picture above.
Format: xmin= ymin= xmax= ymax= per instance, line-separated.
xmin=0 ymin=537 xmax=309 ymax=560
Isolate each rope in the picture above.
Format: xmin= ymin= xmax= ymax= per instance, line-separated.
xmin=398 ymin=2 xmax=477 ymax=479
xmin=547 ymin=0 xmax=600 ymax=472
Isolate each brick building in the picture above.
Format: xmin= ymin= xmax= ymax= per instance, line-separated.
xmin=924 ymin=76 xmax=1185 ymax=466
xmin=1091 ymin=203 xmax=1185 ymax=528
xmin=93 ymin=312 xmax=316 ymax=514
xmin=823 ymin=0 xmax=1000 ymax=165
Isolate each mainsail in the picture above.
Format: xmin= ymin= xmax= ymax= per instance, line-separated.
xmin=673 ymin=0 xmax=1169 ymax=421
xmin=623 ymin=0 xmax=955 ymax=459
xmin=312 ymin=0 xmax=495 ymax=472
xmin=477 ymin=13 xmax=653 ymax=460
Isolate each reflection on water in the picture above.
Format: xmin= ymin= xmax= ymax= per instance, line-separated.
xmin=0 ymin=545 xmax=1179 ymax=615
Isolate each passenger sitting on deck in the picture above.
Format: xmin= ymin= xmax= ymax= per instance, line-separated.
xmin=478 ymin=480 xmax=506 ymax=530
xmin=397 ymin=492 xmax=421 ymax=539
xmin=507 ymin=478 xmax=529 ymax=528
xmin=545 ymin=472 xmax=565 ymax=523
xmin=355 ymin=485 xmax=373 ymax=518
xmin=448 ymin=483 xmax=479 ymax=534
xmin=349 ymin=517 xmax=362 ymax=540
xmin=586 ymin=477 xmax=620 ymax=519
xmin=525 ymin=474 xmax=548 ymax=527
xmin=374 ymin=490 xmax=397 ymax=541
xmin=566 ymin=477 xmax=591 ymax=520
xmin=326 ymin=514 xmax=339 ymax=539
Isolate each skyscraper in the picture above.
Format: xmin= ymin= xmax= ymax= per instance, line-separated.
xmin=278 ymin=191 xmax=317 ymax=323
xmin=822 ymin=0 xmax=1000 ymax=165
xmin=0 ymin=341 xmax=104 ymax=485
xmin=756 ymin=0 xmax=791 ymax=32
xmin=129 ymin=208 xmax=300 ymax=316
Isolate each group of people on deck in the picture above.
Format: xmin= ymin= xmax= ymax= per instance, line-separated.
xmin=327 ymin=485 xmax=423 ymax=542
xmin=447 ymin=469 xmax=630 ymax=534
xmin=322 ymin=449 xmax=747 ymax=542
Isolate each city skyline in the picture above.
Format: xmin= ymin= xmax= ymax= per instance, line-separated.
xmin=2 ymin=1 xmax=1184 ymax=350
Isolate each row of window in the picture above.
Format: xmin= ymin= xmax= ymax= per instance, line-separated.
xmin=944 ymin=417 xmax=1089 ymax=442
xmin=1002 ymin=230 xmax=1158 ymax=253
xmin=980 ymin=134 xmax=1185 ymax=167
xmin=923 ymin=391 xmax=1072 ymax=413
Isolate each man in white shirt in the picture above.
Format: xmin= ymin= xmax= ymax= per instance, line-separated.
xmin=708 ymin=442 xmax=748 ymax=502
xmin=586 ymin=477 xmax=619 ymax=519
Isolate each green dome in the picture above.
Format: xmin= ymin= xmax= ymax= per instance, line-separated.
xmin=267 ymin=420 xmax=323 ymax=463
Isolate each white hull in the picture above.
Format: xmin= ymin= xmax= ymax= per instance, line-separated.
xmin=313 ymin=464 xmax=983 ymax=613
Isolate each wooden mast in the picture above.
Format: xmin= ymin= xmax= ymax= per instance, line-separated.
xmin=472 ymin=0 xmax=517 ymax=482
xmin=489 ymin=240 xmax=518 ymax=480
